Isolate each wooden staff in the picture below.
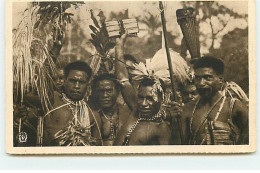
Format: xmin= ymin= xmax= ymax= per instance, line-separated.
xmin=159 ymin=1 xmax=184 ymax=144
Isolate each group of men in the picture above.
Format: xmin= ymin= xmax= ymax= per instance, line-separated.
xmin=13 ymin=32 xmax=249 ymax=147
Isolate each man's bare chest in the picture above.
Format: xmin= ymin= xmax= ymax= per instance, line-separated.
xmin=128 ymin=121 xmax=161 ymax=145
xmin=191 ymin=99 xmax=231 ymax=132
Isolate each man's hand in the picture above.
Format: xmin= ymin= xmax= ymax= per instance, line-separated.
xmin=115 ymin=31 xmax=128 ymax=47
xmin=165 ymin=101 xmax=183 ymax=118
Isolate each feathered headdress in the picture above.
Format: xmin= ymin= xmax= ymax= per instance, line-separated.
xmin=131 ymin=48 xmax=190 ymax=101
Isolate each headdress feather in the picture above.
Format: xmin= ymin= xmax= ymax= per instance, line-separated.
xmin=132 ymin=48 xmax=189 ymax=84
xmin=131 ymin=48 xmax=190 ymax=101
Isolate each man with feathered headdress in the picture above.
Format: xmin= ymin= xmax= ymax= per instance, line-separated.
xmin=113 ymin=33 xmax=190 ymax=145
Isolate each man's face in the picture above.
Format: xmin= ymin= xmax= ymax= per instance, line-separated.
xmin=194 ymin=67 xmax=222 ymax=99
xmin=64 ymin=70 xmax=89 ymax=101
xmin=53 ymin=68 xmax=65 ymax=93
xmin=137 ymin=85 xmax=161 ymax=117
xmin=182 ymin=84 xmax=198 ymax=103
xmin=95 ymin=79 xmax=118 ymax=110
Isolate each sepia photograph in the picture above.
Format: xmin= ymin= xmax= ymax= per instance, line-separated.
xmin=6 ymin=0 xmax=256 ymax=154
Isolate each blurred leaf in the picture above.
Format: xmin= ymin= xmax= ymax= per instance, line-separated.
xmin=89 ymin=39 xmax=103 ymax=55
xmin=97 ymin=10 xmax=106 ymax=25
xmin=89 ymin=25 xmax=98 ymax=34
xmin=90 ymin=9 xmax=100 ymax=29
xmin=104 ymin=42 xmax=115 ymax=51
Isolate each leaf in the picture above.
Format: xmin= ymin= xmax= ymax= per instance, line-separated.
xmin=89 ymin=39 xmax=103 ymax=55
xmin=104 ymin=42 xmax=115 ymax=51
xmin=90 ymin=33 xmax=98 ymax=42
xmin=34 ymin=21 xmax=40 ymax=29
xmin=89 ymin=25 xmax=98 ymax=34
xmin=90 ymin=9 xmax=100 ymax=29
xmin=97 ymin=10 xmax=106 ymax=25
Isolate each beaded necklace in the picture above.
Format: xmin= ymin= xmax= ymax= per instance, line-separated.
xmin=100 ymin=109 xmax=119 ymax=141
xmin=122 ymin=111 xmax=163 ymax=145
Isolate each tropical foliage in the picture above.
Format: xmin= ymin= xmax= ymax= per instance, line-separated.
xmin=13 ymin=2 xmax=83 ymax=113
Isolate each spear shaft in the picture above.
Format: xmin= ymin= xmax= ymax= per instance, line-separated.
xmin=159 ymin=1 xmax=184 ymax=144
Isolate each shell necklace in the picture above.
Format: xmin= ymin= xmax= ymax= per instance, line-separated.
xmin=122 ymin=111 xmax=163 ymax=145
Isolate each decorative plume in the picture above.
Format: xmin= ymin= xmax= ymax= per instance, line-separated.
xmin=132 ymin=48 xmax=189 ymax=84
xmin=13 ymin=2 xmax=82 ymax=113
xmin=131 ymin=48 xmax=190 ymax=101
xmin=223 ymin=81 xmax=249 ymax=103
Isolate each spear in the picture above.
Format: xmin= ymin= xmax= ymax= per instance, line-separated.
xmin=159 ymin=1 xmax=184 ymax=144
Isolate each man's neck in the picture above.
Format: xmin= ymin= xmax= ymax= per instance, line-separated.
xmin=101 ymin=103 xmax=117 ymax=116
xmin=62 ymin=93 xmax=84 ymax=104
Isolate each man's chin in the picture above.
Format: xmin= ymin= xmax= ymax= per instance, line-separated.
xmin=138 ymin=110 xmax=153 ymax=117
xmin=100 ymin=104 xmax=113 ymax=110
xmin=68 ymin=95 xmax=83 ymax=102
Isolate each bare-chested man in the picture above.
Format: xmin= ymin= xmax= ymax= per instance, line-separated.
xmin=171 ymin=56 xmax=248 ymax=145
xmin=114 ymin=78 xmax=172 ymax=145
xmin=44 ymin=61 xmax=102 ymax=146
xmin=90 ymin=73 xmax=131 ymax=146
xmin=113 ymin=33 xmax=172 ymax=145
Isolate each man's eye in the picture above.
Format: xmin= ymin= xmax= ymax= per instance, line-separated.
xmin=204 ymin=76 xmax=212 ymax=80
xmin=147 ymin=96 xmax=154 ymax=101
xmin=191 ymin=91 xmax=197 ymax=95
xmin=106 ymin=89 xmax=113 ymax=93
xmin=79 ymin=80 xmax=86 ymax=84
xmin=69 ymin=79 xmax=76 ymax=83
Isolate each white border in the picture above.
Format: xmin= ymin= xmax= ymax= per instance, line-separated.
xmin=5 ymin=0 xmax=257 ymax=154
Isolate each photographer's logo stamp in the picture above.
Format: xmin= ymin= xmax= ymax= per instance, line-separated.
xmin=17 ymin=132 xmax=27 ymax=143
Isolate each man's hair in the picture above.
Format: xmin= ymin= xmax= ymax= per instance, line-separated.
xmin=138 ymin=77 xmax=166 ymax=99
xmin=92 ymin=73 xmax=120 ymax=91
xmin=124 ymin=54 xmax=138 ymax=64
xmin=64 ymin=61 xmax=92 ymax=80
xmin=193 ymin=56 xmax=224 ymax=75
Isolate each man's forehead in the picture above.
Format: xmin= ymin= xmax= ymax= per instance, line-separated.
xmin=195 ymin=67 xmax=216 ymax=75
xmin=138 ymin=86 xmax=153 ymax=95
xmin=97 ymin=79 xmax=115 ymax=88
xmin=68 ymin=70 xmax=88 ymax=78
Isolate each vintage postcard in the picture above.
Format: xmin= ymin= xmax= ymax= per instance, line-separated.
xmin=6 ymin=0 xmax=256 ymax=154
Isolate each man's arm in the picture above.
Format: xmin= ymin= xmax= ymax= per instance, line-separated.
xmin=113 ymin=111 xmax=137 ymax=145
xmin=89 ymin=110 xmax=103 ymax=146
xmin=231 ymin=100 xmax=249 ymax=144
xmin=115 ymin=34 xmax=137 ymax=111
